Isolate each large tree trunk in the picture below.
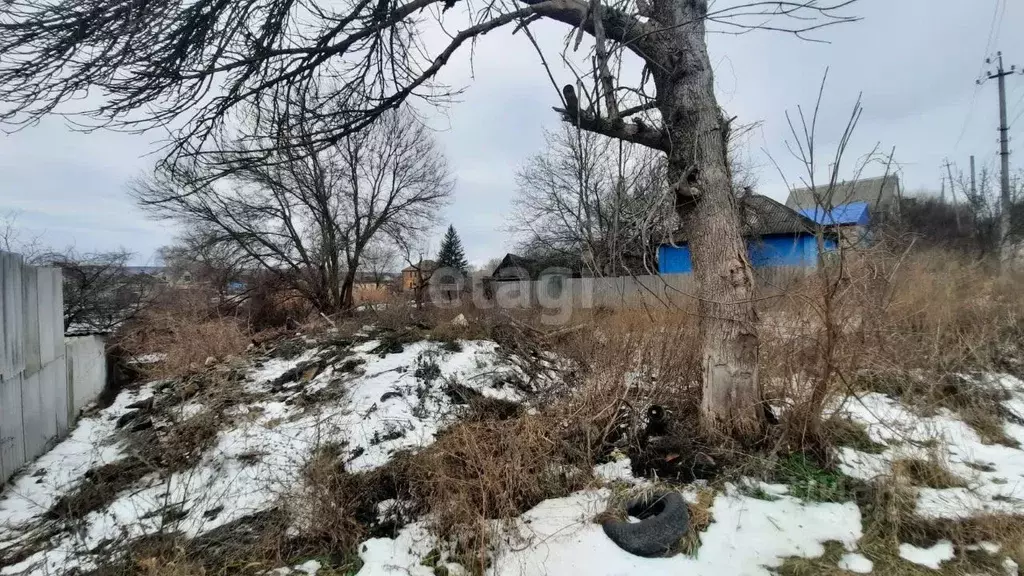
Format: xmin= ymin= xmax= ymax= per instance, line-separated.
xmin=653 ymin=0 xmax=763 ymax=440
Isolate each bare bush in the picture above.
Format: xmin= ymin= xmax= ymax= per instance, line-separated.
xmin=118 ymin=287 xmax=250 ymax=378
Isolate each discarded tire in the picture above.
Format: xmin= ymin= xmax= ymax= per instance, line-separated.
xmin=601 ymin=492 xmax=690 ymax=557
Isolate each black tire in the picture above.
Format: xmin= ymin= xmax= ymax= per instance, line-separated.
xmin=601 ymin=492 xmax=690 ymax=557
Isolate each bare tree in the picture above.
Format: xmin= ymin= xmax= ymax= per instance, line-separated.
xmin=956 ymin=165 xmax=999 ymax=254
xmin=512 ymin=125 xmax=670 ymax=276
xmin=361 ymin=242 xmax=399 ymax=288
xmin=0 ymin=0 xmax=860 ymax=438
xmin=133 ymin=107 xmax=452 ymax=313
xmin=483 ymin=257 xmax=504 ymax=276
xmin=1 ymin=210 xmax=43 ymax=256
xmin=46 ymin=250 xmax=155 ymax=333
xmin=159 ymin=225 xmax=255 ymax=295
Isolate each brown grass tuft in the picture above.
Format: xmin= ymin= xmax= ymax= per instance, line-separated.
xmin=290 ymin=443 xmax=369 ymax=553
xmin=679 ymin=487 xmax=715 ymax=555
xmin=407 ymin=415 xmax=588 ymax=573
xmin=890 ymin=458 xmax=968 ymax=490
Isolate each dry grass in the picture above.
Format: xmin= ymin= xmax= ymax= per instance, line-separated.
xmin=289 ymin=443 xmax=370 ymax=553
xmin=750 ymin=246 xmax=1024 ymax=451
xmin=353 ymin=284 xmax=390 ymax=305
xmin=46 ymin=458 xmax=151 ymax=521
xmin=119 ymin=287 xmax=252 ymax=379
xmin=890 ymin=458 xmax=968 ymax=490
xmin=680 ymin=487 xmax=715 ymax=555
xmin=406 ymin=415 xmax=589 ymax=573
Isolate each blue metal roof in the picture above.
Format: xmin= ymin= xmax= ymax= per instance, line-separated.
xmin=798 ymin=201 xmax=871 ymax=226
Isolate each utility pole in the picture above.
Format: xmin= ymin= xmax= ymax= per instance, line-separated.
xmin=981 ymin=52 xmax=1019 ymax=268
xmin=970 ymin=155 xmax=977 ymax=202
xmin=944 ymin=159 xmax=962 ymax=232
xmin=970 ymin=155 xmax=981 ymax=252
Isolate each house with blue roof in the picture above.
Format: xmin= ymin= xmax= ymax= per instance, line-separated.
xmin=798 ymin=201 xmax=872 ymax=246
xmin=658 ymin=195 xmax=837 ymax=274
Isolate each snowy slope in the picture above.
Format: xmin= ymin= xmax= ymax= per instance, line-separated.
xmin=836 ymin=374 xmax=1024 ymax=518
xmin=0 ymin=339 xmax=545 ymax=575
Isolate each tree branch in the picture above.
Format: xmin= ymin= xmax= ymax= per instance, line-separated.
xmin=589 ymin=0 xmax=619 ymax=121
xmin=619 ymin=100 xmax=659 ymax=118
xmin=552 ymin=107 xmax=668 ymax=151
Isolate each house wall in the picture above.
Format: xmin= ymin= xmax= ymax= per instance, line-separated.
xmin=658 ymin=234 xmax=837 ymax=274
xmin=401 ymin=271 xmax=416 ymax=291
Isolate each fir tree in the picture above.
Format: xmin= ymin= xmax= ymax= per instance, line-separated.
xmin=436 ymin=224 xmax=468 ymax=273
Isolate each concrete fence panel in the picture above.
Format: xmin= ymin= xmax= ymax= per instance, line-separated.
xmin=0 ymin=374 xmax=25 ymax=482
xmin=66 ymin=335 xmax=108 ymax=418
xmin=0 ymin=251 xmax=76 ymax=483
xmin=497 ymin=268 xmax=809 ymax=313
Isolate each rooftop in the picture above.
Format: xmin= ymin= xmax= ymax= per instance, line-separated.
xmin=667 ymin=195 xmax=815 ymax=244
xmin=785 ymin=175 xmax=899 ymax=211
xmin=798 ymin=201 xmax=872 ymax=227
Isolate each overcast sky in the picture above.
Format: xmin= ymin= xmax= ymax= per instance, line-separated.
xmin=1 ymin=0 xmax=1022 ymax=267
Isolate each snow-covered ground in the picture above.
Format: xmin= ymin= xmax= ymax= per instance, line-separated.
xmin=0 ymin=338 xmax=545 ymax=575
xmin=836 ymin=373 xmax=1024 ymax=519
xmin=5 ymin=331 xmax=1024 ymax=576
xmin=356 ymin=485 xmax=862 ymax=576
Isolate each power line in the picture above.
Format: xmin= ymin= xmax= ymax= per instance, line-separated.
xmin=1008 ymin=87 xmax=1024 ymax=128
xmin=983 ymin=0 xmax=1005 ymax=60
xmin=954 ymin=0 xmax=1005 ymax=151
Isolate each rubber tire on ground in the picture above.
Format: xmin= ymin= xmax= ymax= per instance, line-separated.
xmin=601 ymin=492 xmax=690 ymax=558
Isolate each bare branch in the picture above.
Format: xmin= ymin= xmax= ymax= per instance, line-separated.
xmin=618 ymin=100 xmax=659 ymax=118
xmin=553 ymin=104 xmax=668 ymax=151
xmin=589 ymin=0 xmax=619 ymax=120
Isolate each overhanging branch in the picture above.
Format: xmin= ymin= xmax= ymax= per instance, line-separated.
xmin=519 ymin=0 xmax=658 ymax=59
xmin=552 ymin=107 xmax=669 ymax=151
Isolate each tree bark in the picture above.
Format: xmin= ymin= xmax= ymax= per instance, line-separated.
xmin=340 ymin=267 xmax=357 ymax=312
xmin=652 ymin=0 xmax=763 ymax=440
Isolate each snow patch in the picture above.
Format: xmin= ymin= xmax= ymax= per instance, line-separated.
xmin=898 ymin=540 xmax=954 ymax=569
xmin=837 ymin=552 xmax=873 ymax=573
xmin=836 ymin=376 xmax=1024 ymax=519
xmin=268 ymin=560 xmax=322 ymax=575
xmin=593 ymin=459 xmax=638 ymax=484
xmin=128 ymin=352 xmax=167 ymax=365
xmin=0 ymin=340 xmax=547 ymax=576
xmin=0 ymin=384 xmax=155 ymax=531
xmin=245 ymin=349 xmax=320 ymax=392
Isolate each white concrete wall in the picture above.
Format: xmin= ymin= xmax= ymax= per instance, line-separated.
xmin=66 ymin=335 xmax=108 ymax=417
xmin=0 ymin=251 xmax=70 ymax=483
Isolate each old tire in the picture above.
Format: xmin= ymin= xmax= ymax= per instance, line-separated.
xmin=601 ymin=492 xmax=690 ymax=557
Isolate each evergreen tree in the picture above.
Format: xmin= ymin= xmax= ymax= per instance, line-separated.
xmin=436 ymin=225 xmax=468 ymax=273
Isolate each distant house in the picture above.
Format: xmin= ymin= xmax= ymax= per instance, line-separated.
xmin=490 ymin=254 xmax=542 ymax=281
xmin=126 ymin=266 xmax=194 ymax=287
xmin=658 ymin=195 xmax=836 ymax=274
xmin=482 ymin=253 xmax=574 ymax=303
xmin=401 ymin=260 xmax=437 ymax=291
xmin=798 ymin=201 xmax=872 ymax=247
xmin=785 ymin=175 xmax=900 ymax=214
